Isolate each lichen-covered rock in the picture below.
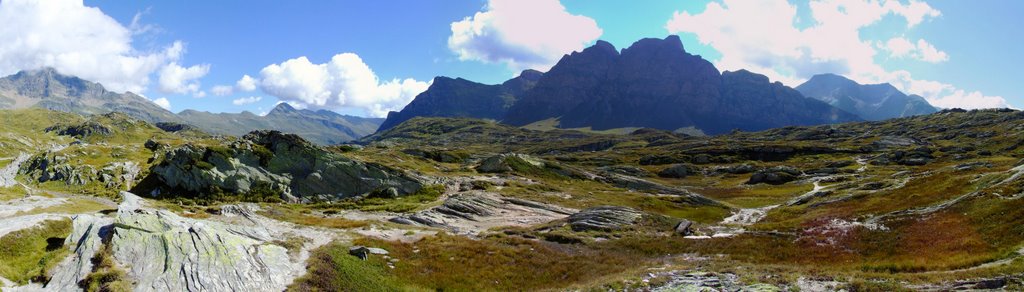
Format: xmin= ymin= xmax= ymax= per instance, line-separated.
xmin=20 ymin=151 xmax=97 ymax=185
xmin=138 ymin=130 xmax=424 ymax=201
xmin=392 ymin=192 xmax=575 ymax=235
xmin=601 ymin=165 xmax=653 ymax=177
xmin=746 ymin=166 xmax=802 ymax=185
xmin=476 ymin=153 xmax=543 ymax=173
xmin=44 ymin=214 xmax=114 ymax=291
xmin=657 ymin=164 xmax=692 ymax=178
xmin=568 ymin=206 xmax=643 ymax=232
xmin=38 ymin=192 xmax=310 ymax=292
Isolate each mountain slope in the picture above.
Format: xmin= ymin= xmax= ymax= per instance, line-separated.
xmin=0 ymin=67 xmax=181 ymax=123
xmin=378 ymin=69 xmax=542 ymax=131
xmin=179 ymin=103 xmax=383 ymax=145
xmin=502 ymin=36 xmax=860 ymax=134
xmin=378 ymin=36 xmax=859 ymax=135
xmin=795 ymin=73 xmax=938 ymax=121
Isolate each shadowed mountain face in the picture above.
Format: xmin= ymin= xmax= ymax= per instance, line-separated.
xmin=377 ymin=69 xmax=542 ymax=131
xmin=178 ymin=103 xmax=384 ymax=145
xmin=383 ymin=36 xmax=861 ymax=135
xmin=0 ymin=67 xmax=182 ymax=123
xmin=796 ymin=73 xmax=938 ymax=121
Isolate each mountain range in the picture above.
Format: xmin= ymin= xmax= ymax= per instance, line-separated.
xmin=381 ymin=35 xmax=940 ymax=134
xmin=0 ymin=68 xmax=382 ymax=144
xmin=179 ymin=103 xmax=382 ymax=145
xmin=1 ymin=36 xmax=941 ymax=143
xmin=796 ymin=73 xmax=937 ymax=120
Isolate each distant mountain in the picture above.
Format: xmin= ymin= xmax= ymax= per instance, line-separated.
xmin=0 ymin=67 xmax=181 ymax=123
xmin=796 ymin=73 xmax=937 ymax=121
xmin=378 ymin=69 xmax=542 ymax=131
xmin=0 ymin=68 xmax=383 ymax=144
xmin=381 ymin=35 xmax=859 ymax=135
xmin=179 ymin=103 xmax=383 ymax=145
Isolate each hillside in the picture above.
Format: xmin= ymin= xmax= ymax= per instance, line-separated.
xmin=4 ymin=106 xmax=1024 ymax=290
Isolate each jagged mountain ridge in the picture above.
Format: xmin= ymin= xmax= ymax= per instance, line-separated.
xmin=381 ymin=36 xmax=862 ymax=135
xmin=378 ymin=69 xmax=542 ymax=131
xmin=796 ymin=73 xmax=938 ymax=121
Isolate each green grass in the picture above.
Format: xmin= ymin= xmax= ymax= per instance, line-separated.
xmin=0 ymin=218 xmax=73 ymax=285
xmin=288 ymin=242 xmax=410 ymax=292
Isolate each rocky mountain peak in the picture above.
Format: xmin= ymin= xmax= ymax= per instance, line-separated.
xmin=267 ymin=102 xmax=299 ymax=116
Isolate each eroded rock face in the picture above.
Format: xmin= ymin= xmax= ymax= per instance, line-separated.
xmin=43 ymin=192 xmax=305 ymax=292
xmin=568 ymin=206 xmax=643 ymax=232
xmin=140 ymin=130 xmax=424 ymax=201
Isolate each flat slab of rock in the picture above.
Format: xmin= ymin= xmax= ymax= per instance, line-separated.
xmin=392 ymin=191 xmax=576 ymax=235
xmin=568 ymin=206 xmax=643 ymax=232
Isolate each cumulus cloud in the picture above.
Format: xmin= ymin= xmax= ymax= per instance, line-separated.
xmin=883 ymin=37 xmax=948 ymax=63
xmin=232 ymin=96 xmax=262 ymax=106
xmin=211 ymin=85 xmax=234 ymax=96
xmin=210 ymin=75 xmax=258 ymax=96
xmin=0 ymin=0 xmax=203 ymax=94
xmin=236 ymin=75 xmax=258 ymax=92
xmin=157 ymin=62 xmax=210 ymax=96
xmin=152 ymin=97 xmax=171 ymax=110
xmin=448 ymin=0 xmax=603 ymax=71
xmin=665 ymin=0 xmax=1008 ymax=109
xmin=258 ymin=53 xmax=429 ymax=117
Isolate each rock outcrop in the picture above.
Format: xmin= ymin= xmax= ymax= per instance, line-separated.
xmin=43 ymin=192 xmax=307 ymax=292
xmin=568 ymin=206 xmax=644 ymax=232
xmin=391 ymin=192 xmax=576 ymax=235
xmin=137 ymin=130 xmax=424 ymax=201
xmin=746 ymin=166 xmax=802 ymax=185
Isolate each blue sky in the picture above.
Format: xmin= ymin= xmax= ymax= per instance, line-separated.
xmin=1 ymin=0 xmax=1019 ymax=116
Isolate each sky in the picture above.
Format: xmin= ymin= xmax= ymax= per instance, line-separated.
xmin=0 ymin=0 xmax=1020 ymax=117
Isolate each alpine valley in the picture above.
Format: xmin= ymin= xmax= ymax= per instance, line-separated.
xmin=3 ymin=35 xmax=1024 ymax=292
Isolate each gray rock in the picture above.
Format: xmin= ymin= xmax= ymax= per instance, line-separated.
xmin=51 ymin=192 xmax=302 ymax=292
xmin=141 ymin=130 xmax=425 ymax=201
xmin=746 ymin=166 xmax=801 ymax=185
xmin=476 ymin=153 xmax=543 ymax=173
xmin=568 ymin=206 xmax=643 ymax=232
xmin=657 ymin=164 xmax=692 ymax=178
xmin=674 ymin=220 xmax=693 ymax=236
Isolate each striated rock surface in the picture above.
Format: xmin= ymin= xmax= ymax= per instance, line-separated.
xmin=392 ymin=191 xmax=576 ymax=235
xmin=40 ymin=192 xmax=307 ymax=292
xmin=568 ymin=206 xmax=643 ymax=232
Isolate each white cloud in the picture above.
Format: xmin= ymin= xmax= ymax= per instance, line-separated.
xmin=0 ymin=0 xmax=200 ymax=93
xmin=232 ymin=96 xmax=262 ymax=106
xmin=211 ymin=85 xmax=234 ymax=96
xmin=152 ymin=97 xmax=171 ymax=110
xmin=448 ymin=0 xmax=603 ymax=71
xmin=883 ymin=37 xmax=948 ymax=63
xmin=665 ymin=0 xmax=1008 ymax=109
xmin=236 ymin=75 xmax=257 ymax=91
xmin=258 ymin=53 xmax=430 ymax=117
xmin=210 ymin=75 xmax=258 ymax=96
xmin=931 ymin=90 xmax=1009 ymax=109
xmin=157 ymin=62 xmax=210 ymax=96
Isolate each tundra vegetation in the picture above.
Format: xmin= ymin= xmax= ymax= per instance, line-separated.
xmin=2 ymin=108 xmax=1024 ymax=290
